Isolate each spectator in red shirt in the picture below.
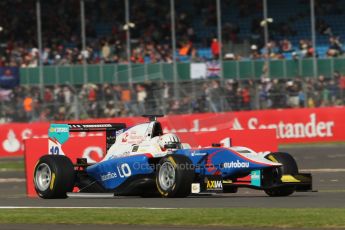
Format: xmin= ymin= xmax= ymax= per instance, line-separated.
xmin=242 ymin=87 xmax=251 ymax=110
xmin=211 ymin=38 xmax=220 ymax=59
xmin=88 ymin=87 xmax=97 ymax=102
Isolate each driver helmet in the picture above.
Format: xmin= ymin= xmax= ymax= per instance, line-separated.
xmin=158 ymin=133 xmax=181 ymax=150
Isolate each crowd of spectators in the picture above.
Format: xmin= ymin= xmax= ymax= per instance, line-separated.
xmin=1 ymin=0 xmax=345 ymax=123
xmin=1 ymin=0 xmax=344 ymax=68
xmin=1 ymin=74 xmax=344 ymax=123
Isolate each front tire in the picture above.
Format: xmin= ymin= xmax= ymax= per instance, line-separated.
xmin=156 ymin=155 xmax=194 ymax=198
xmin=264 ymin=152 xmax=298 ymax=197
xmin=34 ymin=155 xmax=75 ymax=199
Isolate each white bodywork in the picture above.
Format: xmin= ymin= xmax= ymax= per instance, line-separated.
xmin=229 ymin=146 xmax=281 ymax=166
xmin=104 ymin=122 xmax=168 ymax=160
xmin=48 ymin=139 xmax=65 ymax=156
xmin=104 ymin=121 xmax=281 ymax=167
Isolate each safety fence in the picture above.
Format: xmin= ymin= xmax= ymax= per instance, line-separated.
xmin=19 ymin=58 xmax=345 ymax=85
xmin=2 ymin=77 xmax=344 ymax=124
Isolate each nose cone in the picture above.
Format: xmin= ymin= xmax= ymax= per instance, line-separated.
xmin=258 ymin=157 xmax=282 ymax=167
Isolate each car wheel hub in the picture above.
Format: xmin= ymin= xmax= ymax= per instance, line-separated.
xmin=35 ymin=163 xmax=52 ymax=191
xmin=159 ymin=162 xmax=176 ymax=190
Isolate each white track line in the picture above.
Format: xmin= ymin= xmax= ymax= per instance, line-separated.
xmin=0 ymin=206 xmax=178 ymax=210
xmin=67 ymin=193 xmax=114 ymax=198
xmin=0 ymin=178 xmax=25 ymax=183
xmin=0 ymin=169 xmax=23 ymax=172
xmin=301 ymin=168 xmax=345 ymax=173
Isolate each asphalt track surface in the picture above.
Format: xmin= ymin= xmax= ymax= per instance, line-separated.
xmin=0 ymin=144 xmax=345 ymax=229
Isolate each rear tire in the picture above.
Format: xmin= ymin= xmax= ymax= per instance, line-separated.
xmin=34 ymin=155 xmax=75 ymax=199
xmin=264 ymin=152 xmax=298 ymax=197
xmin=156 ymin=155 xmax=195 ymax=198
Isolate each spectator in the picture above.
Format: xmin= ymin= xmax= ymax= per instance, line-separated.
xmin=316 ymin=19 xmax=332 ymax=36
xmin=299 ymin=39 xmax=314 ymax=58
xmin=23 ymin=95 xmax=33 ymax=121
xmin=270 ymin=79 xmax=284 ymax=108
xmin=286 ymin=81 xmax=300 ymax=108
xmin=249 ymin=45 xmax=261 ymax=59
xmin=327 ymin=36 xmax=343 ymax=57
xmin=241 ymin=86 xmax=251 ymax=110
xmin=121 ymin=87 xmax=132 ymax=114
xmin=280 ymin=39 xmax=293 ymax=53
xmin=211 ymin=38 xmax=220 ymax=59
xmin=101 ymin=41 xmax=111 ymax=62
xmin=206 ymin=80 xmax=223 ymax=112
xmin=104 ymin=101 xmax=117 ymax=118
xmin=136 ymin=84 xmax=147 ymax=114
xmin=179 ymin=41 xmax=192 ymax=56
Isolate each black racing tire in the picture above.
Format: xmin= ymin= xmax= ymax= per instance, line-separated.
xmin=34 ymin=155 xmax=75 ymax=199
xmin=156 ymin=154 xmax=195 ymax=198
xmin=264 ymin=152 xmax=298 ymax=197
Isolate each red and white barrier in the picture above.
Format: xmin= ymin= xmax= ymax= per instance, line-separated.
xmin=2 ymin=107 xmax=345 ymax=158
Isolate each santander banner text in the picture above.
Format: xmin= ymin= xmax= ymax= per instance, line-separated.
xmin=1 ymin=107 xmax=344 ymax=157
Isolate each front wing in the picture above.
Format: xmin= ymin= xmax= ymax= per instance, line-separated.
xmin=192 ymin=172 xmax=313 ymax=194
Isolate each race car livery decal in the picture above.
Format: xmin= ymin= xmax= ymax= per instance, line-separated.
xmin=100 ymin=164 xmax=131 ymax=182
xmin=175 ymin=147 xmax=277 ymax=177
xmin=121 ymin=133 xmax=129 ymax=142
xmin=116 ymin=129 xmax=125 ymax=136
xmin=48 ymin=124 xmax=70 ymax=156
xmin=250 ymin=170 xmax=261 ymax=186
xmin=223 ymin=160 xmax=250 ymax=168
xmin=48 ymin=124 xmax=70 ymax=144
xmin=206 ymin=180 xmax=223 ymax=190
xmin=101 ymin=172 xmax=118 ymax=181
xmin=87 ymin=154 xmax=153 ymax=190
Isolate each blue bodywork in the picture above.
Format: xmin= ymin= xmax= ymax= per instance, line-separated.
xmin=87 ymin=155 xmax=154 ymax=189
xmin=86 ymin=148 xmax=272 ymax=190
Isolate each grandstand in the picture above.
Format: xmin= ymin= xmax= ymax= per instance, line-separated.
xmin=1 ymin=0 xmax=345 ymax=64
xmin=0 ymin=0 xmax=344 ymax=123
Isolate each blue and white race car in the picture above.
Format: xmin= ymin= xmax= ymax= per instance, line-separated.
xmin=34 ymin=115 xmax=312 ymax=198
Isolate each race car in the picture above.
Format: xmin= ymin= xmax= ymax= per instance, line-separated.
xmin=34 ymin=115 xmax=312 ymax=199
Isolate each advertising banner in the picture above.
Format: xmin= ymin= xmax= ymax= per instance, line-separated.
xmin=0 ymin=67 xmax=20 ymax=89
xmin=0 ymin=123 xmax=50 ymax=157
xmin=228 ymin=107 xmax=345 ymax=143
xmin=25 ymin=129 xmax=277 ymax=197
xmin=2 ymin=107 xmax=345 ymax=157
xmin=190 ymin=63 xmax=207 ymax=79
xmin=1 ymin=113 xmax=234 ymax=157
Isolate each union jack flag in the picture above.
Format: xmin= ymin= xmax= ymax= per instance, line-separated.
xmin=206 ymin=61 xmax=221 ymax=78
xmin=0 ymin=89 xmax=11 ymax=101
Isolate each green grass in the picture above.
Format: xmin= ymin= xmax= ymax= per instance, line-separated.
xmin=279 ymin=141 xmax=345 ymax=148
xmin=0 ymin=208 xmax=344 ymax=228
xmin=0 ymin=160 xmax=24 ymax=171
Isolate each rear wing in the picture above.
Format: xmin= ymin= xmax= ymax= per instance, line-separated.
xmin=68 ymin=123 xmax=125 ymax=132
xmin=48 ymin=123 xmax=126 ymax=155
